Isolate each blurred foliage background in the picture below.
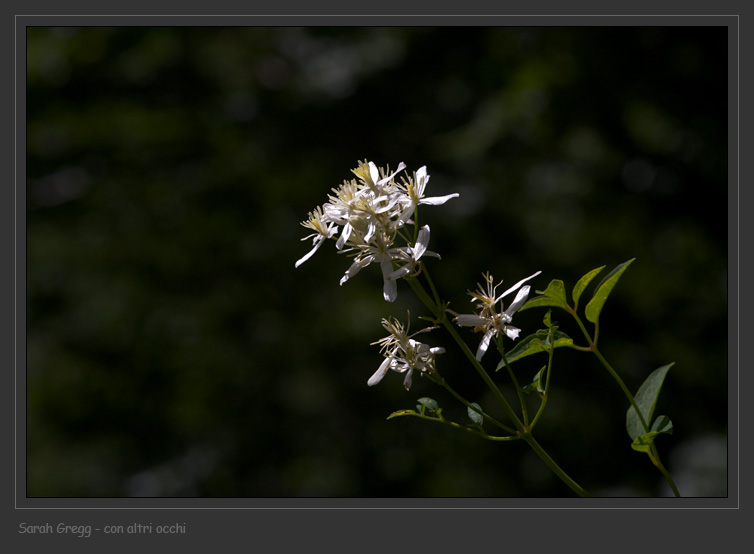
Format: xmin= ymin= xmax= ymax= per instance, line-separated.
xmin=26 ymin=26 xmax=728 ymax=498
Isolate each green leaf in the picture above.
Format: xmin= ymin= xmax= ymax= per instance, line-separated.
xmin=541 ymin=279 xmax=567 ymax=302
xmin=522 ymin=366 xmax=546 ymax=395
xmin=651 ymin=415 xmax=673 ymax=435
xmin=520 ymin=279 xmax=570 ymax=312
xmin=626 ymin=363 xmax=674 ymax=440
xmin=585 ymin=258 xmax=635 ymax=323
xmin=467 ymin=403 xmax=484 ymax=426
xmin=416 ymin=397 xmax=439 ymax=414
xmin=572 ymin=265 xmax=605 ymax=307
xmin=501 ymin=335 xmax=543 ymax=365
xmin=631 ymin=416 xmax=672 ymax=451
xmin=631 ymin=432 xmax=660 ymax=453
xmin=543 ymin=332 xmax=572 ymax=350
xmin=499 ymin=330 xmax=573 ymax=367
xmin=543 ymin=310 xmax=554 ymax=329
xmin=519 ymin=295 xmax=568 ymax=312
xmin=387 ymin=409 xmax=417 ymax=420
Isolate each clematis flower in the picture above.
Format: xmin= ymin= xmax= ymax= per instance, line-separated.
xmin=294 ymin=207 xmax=338 ymax=268
xmin=338 ymin=240 xmax=409 ymax=303
xmin=452 ymin=270 xmax=541 ymax=360
xmin=295 ymin=160 xmax=458 ymax=302
xmin=339 ymin=225 xmax=439 ymax=302
xmin=368 ymin=316 xmax=444 ymax=390
xmin=397 ymin=166 xmax=460 ymax=223
xmin=389 ymin=225 xmax=441 ymax=278
xmin=351 ymin=160 xmax=406 ymax=189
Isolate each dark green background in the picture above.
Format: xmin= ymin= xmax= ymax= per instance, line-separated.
xmin=26 ymin=26 xmax=728 ymax=497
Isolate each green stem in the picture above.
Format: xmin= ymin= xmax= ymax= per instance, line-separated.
xmin=591 ymin=347 xmax=651 ymax=433
xmin=570 ymin=311 xmax=650 ymax=433
xmin=429 ymin=372 xmax=517 ymax=434
xmin=406 ymin=275 xmax=525 ymax=430
xmin=404 ymin=412 xmax=519 ymax=441
xmin=443 ymin=319 xmax=524 ymax=430
xmin=569 ymin=310 xmax=680 ymax=497
xmin=495 ymin=337 xmax=529 ymax=427
xmin=521 ymin=434 xmax=592 ymax=497
xmin=529 ymin=324 xmax=556 ymax=430
xmin=649 ymin=445 xmax=681 ymax=497
xmin=421 ymin=259 xmax=442 ymax=307
xmin=404 ymin=270 xmax=588 ymax=497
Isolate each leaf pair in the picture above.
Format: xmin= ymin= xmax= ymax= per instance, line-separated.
xmin=498 ymin=309 xmax=571 ymax=367
xmin=387 ymin=397 xmax=485 ymax=428
xmin=499 ymin=329 xmax=573 ymax=366
xmin=521 ymin=366 xmax=546 ymax=396
xmin=521 ymin=258 xmax=635 ymax=324
xmin=387 ymin=396 xmax=441 ymax=421
xmin=626 ymin=363 xmax=675 ymax=452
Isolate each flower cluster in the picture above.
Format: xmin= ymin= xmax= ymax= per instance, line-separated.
xmin=295 ymin=160 xmax=459 ymax=302
xmin=368 ymin=315 xmax=445 ymax=390
xmin=451 ymin=270 xmax=541 ymax=360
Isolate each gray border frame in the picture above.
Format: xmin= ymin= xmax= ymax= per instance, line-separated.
xmin=7 ymin=6 xmax=747 ymax=551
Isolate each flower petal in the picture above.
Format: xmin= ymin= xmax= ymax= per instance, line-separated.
xmin=373 ymin=193 xmax=403 ymax=214
xmin=368 ymin=357 xmax=391 ymax=386
xmin=294 ymin=236 xmax=324 ymax=268
xmin=383 ymin=277 xmax=398 ymax=302
xmin=367 ymin=161 xmax=380 ymax=186
xmin=415 ymin=165 xmax=427 ymax=184
xmin=387 ymin=265 xmax=411 ymax=280
xmin=376 ymin=161 xmax=406 ymax=186
xmin=379 ymin=257 xmax=400 ymax=301
xmin=454 ymin=314 xmax=488 ymax=327
xmin=504 ymin=325 xmax=521 ymax=340
xmin=335 ymin=222 xmax=352 ymax=250
xmin=340 ymin=255 xmax=374 ymax=286
xmin=419 ymin=193 xmax=460 ymax=206
xmin=412 ymin=225 xmax=430 ymax=260
xmin=497 ymin=270 xmax=542 ymax=301
xmin=362 ymin=220 xmax=377 ymax=244
xmin=504 ymin=285 xmax=532 ymax=316
xmin=402 ymin=369 xmax=413 ymax=391
xmin=476 ymin=329 xmax=495 ymax=361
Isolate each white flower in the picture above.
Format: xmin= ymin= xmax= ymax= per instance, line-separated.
xmin=322 ymin=178 xmax=400 ymax=251
xmin=339 ymin=225 xmax=439 ymax=302
xmin=389 ymin=224 xmax=441 ymax=276
xmin=452 ymin=270 xmax=541 ymax=360
xmin=397 ymin=166 xmax=459 ymax=222
xmin=352 ymin=160 xmax=406 ymax=192
xmin=296 ymin=160 xmax=458 ymax=302
xmin=338 ymin=237 xmax=404 ymax=302
xmin=368 ymin=316 xmax=444 ymax=390
xmin=294 ymin=207 xmax=338 ymax=268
